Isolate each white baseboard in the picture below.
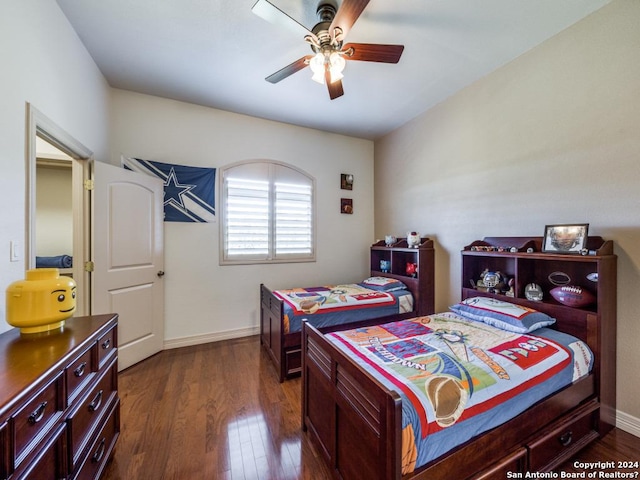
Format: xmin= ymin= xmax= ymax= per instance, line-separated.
xmin=163 ymin=326 xmax=260 ymax=350
xmin=617 ymin=409 xmax=640 ymax=438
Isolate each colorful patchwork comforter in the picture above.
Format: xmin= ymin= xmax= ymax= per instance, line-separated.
xmin=326 ymin=312 xmax=593 ymax=474
xmin=273 ymin=284 xmax=413 ymax=333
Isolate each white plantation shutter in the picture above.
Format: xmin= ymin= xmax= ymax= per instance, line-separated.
xmin=221 ymin=161 xmax=315 ymax=264
xmin=225 ymin=177 xmax=269 ymax=257
xmin=275 ymin=181 xmax=312 ymax=256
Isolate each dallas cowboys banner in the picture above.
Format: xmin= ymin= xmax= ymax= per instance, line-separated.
xmin=122 ymin=156 xmax=216 ymax=223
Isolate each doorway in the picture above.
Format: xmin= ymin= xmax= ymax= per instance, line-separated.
xmin=26 ymin=103 xmax=166 ymax=370
xmin=26 ymin=104 xmax=92 ymax=315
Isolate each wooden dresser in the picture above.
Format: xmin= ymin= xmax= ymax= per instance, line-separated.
xmin=0 ymin=314 xmax=119 ymax=480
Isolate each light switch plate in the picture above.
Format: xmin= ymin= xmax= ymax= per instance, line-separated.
xmin=10 ymin=241 xmax=20 ymax=262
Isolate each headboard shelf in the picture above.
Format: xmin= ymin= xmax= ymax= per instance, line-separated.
xmin=370 ymin=237 xmax=434 ymax=316
xmin=463 ymin=236 xmax=613 ymax=256
xmin=461 ymin=235 xmax=617 ymax=434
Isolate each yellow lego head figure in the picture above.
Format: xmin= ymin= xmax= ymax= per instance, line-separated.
xmin=6 ymin=268 xmax=77 ymax=334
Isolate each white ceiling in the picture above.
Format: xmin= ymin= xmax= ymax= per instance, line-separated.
xmin=56 ymin=0 xmax=610 ymax=140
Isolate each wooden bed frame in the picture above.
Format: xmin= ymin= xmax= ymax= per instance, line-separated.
xmin=302 ymin=236 xmax=617 ymax=479
xmin=261 ymin=238 xmax=435 ymax=382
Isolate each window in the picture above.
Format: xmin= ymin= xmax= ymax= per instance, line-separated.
xmin=220 ymin=160 xmax=315 ymax=264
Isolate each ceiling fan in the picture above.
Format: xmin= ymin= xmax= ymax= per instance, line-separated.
xmin=251 ymin=0 xmax=404 ymax=100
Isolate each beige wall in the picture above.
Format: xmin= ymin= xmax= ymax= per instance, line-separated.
xmin=110 ymin=90 xmax=375 ymax=344
xmin=35 ymin=165 xmax=73 ymax=257
xmin=374 ymin=0 xmax=640 ymax=430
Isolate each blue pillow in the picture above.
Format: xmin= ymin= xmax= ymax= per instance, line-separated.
xmin=359 ymin=277 xmax=408 ymax=292
xmin=450 ymin=297 xmax=556 ymax=333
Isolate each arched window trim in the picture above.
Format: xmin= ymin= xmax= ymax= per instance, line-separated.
xmin=219 ymin=159 xmax=316 ymax=265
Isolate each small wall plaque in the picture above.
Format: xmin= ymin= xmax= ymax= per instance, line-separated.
xmin=341 ymin=174 xmax=353 ymax=190
xmin=341 ymin=198 xmax=353 ymax=214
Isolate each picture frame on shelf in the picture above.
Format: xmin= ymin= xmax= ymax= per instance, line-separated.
xmin=542 ymin=223 xmax=589 ymax=254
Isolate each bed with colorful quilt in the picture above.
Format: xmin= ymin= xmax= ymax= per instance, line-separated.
xmin=302 ymin=294 xmax=616 ymax=479
xmin=261 ymin=252 xmax=436 ymax=383
xmin=274 ymin=280 xmax=415 ymax=332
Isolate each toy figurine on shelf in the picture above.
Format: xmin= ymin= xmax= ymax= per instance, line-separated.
xmin=475 ymin=269 xmax=512 ymax=295
xmin=406 ymin=262 xmax=418 ymax=277
xmin=380 ymin=260 xmax=391 ymax=273
xmin=407 ymin=231 xmax=421 ymax=248
xmin=505 ymin=278 xmax=515 ymax=297
xmin=482 ymin=271 xmax=500 ymax=293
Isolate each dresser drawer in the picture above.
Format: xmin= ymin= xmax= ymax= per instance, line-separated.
xmin=97 ymin=328 xmax=116 ymax=368
xmin=66 ymin=346 xmax=96 ymax=405
xmin=474 ymin=448 xmax=526 ymax=479
xmin=0 ymin=314 xmax=118 ymax=480
xmin=1 ymin=422 xmax=8 ymax=479
xmin=67 ymin=358 xmax=117 ymax=470
xmin=528 ymin=401 xmax=599 ymax=471
xmin=12 ymin=373 xmax=64 ymax=468
xmin=72 ymin=399 xmax=120 ymax=480
xmin=12 ymin=424 xmax=66 ymax=480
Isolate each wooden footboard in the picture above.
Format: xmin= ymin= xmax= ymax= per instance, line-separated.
xmin=302 ymin=321 xmax=402 ymax=480
xmin=301 ymin=321 xmax=598 ymax=480
xmin=260 ymin=283 xmax=287 ymax=382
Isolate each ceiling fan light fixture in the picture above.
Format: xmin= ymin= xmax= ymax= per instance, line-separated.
xmin=311 ymin=70 xmax=326 ymax=84
xmin=329 ymin=69 xmax=343 ymax=83
xmin=309 ymin=52 xmax=326 ymax=84
xmin=329 ymin=52 xmax=345 ymax=83
xmin=252 ymin=0 xmax=405 ymax=100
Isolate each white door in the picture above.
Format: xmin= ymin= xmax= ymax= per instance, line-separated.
xmin=92 ymin=161 xmax=164 ymax=370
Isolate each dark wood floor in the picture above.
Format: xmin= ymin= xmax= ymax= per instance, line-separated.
xmin=102 ymin=335 xmax=640 ymax=480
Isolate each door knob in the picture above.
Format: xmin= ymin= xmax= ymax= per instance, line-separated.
xmin=157 ymin=270 xmax=165 ymax=277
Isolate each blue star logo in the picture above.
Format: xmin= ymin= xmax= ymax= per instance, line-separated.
xmin=163 ymin=168 xmax=195 ymax=212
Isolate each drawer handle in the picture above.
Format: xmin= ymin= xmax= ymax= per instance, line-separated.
xmin=102 ymin=338 xmax=111 ymax=350
xmin=28 ymin=401 xmax=48 ymax=425
xmin=92 ymin=437 xmax=106 ymax=464
xmin=88 ymin=390 xmax=103 ymax=412
xmin=74 ymin=362 xmax=87 ymax=377
xmin=559 ymin=431 xmax=573 ymax=447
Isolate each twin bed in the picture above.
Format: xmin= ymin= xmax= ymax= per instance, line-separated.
xmin=260 ymin=238 xmax=435 ymax=382
xmin=300 ymin=236 xmax=617 ymax=479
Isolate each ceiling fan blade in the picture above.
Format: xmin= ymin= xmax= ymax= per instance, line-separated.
xmin=343 ymin=43 xmax=404 ymax=63
xmin=251 ymin=0 xmax=317 ymax=41
xmin=325 ymin=68 xmax=344 ymax=100
xmin=329 ymin=0 xmax=370 ymax=40
xmin=265 ymin=55 xmax=313 ymax=84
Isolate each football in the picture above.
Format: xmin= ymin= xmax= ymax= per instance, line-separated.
xmin=550 ymin=285 xmax=596 ymax=308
